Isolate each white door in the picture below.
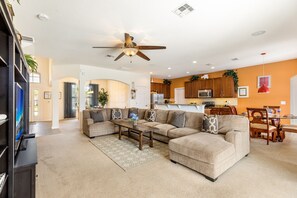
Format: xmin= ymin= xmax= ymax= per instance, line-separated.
xmin=133 ymin=86 xmax=149 ymax=109
xmin=175 ymin=88 xmax=185 ymax=104
xmin=291 ymin=76 xmax=297 ymax=124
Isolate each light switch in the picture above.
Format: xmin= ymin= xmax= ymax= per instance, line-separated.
xmin=280 ymin=101 xmax=286 ymax=105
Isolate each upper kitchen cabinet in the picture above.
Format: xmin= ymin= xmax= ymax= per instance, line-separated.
xmin=184 ymin=82 xmax=192 ymax=98
xmin=220 ymin=76 xmax=236 ymax=98
xmin=150 ymin=82 xmax=170 ymax=99
xmin=213 ymin=78 xmax=222 ymax=98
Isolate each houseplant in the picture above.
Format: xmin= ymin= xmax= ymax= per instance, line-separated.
xmin=223 ymin=70 xmax=239 ymax=92
xmin=98 ymin=88 xmax=109 ymax=108
xmin=25 ymin=54 xmax=38 ymax=72
xmin=190 ymin=75 xmax=199 ymax=81
xmin=163 ymin=79 xmax=172 ymax=85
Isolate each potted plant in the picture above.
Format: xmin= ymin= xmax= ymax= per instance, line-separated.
xmin=223 ymin=70 xmax=239 ymax=92
xmin=98 ymin=88 xmax=109 ymax=108
xmin=25 ymin=54 xmax=38 ymax=72
xmin=190 ymin=75 xmax=199 ymax=81
xmin=163 ymin=79 xmax=172 ymax=85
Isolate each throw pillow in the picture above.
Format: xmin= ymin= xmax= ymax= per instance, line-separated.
xmin=170 ymin=111 xmax=186 ymax=128
xmin=146 ymin=110 xmax=156 ymax=122
xmin=90 ymin=110 xmax=105 ymax=123
xmin=112 ymin=109 xmax=122 ymax=120
xmin=129 ymin=108 xmax=138 ymax=118
xmin=202 ymin=114 xmax=219 ymax=134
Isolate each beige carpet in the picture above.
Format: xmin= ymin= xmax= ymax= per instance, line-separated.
xmin=90 ymin=135 xmax=168 ymax=170
xmin=35 ymin=120 xmax=297 ymax=198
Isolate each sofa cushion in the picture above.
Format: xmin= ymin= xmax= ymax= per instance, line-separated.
xmin=167 ymin=110 xmax=184 ymax=123
xmin=202 ymin=114 xmax=219 ymax=134
xmin=121 ymin=108 xmax=129 ymax=119
xmin=156 ymin=110 xmax=169 ymax=124
xmin=168 ymin=128 xmax=199 ymax=139
xmin=112 ymin=109 xmax=122 ymax=120
xmin=154 ymin=124 xmax=176 ymax=136
xmin=145 ymin=110 xmax=157 ymax=122
xmin=90 ymin=110 xmax=106 ymax=122
xmin=138 ymin=109 xmax=147 ymax=119
xmin=169 ymin=133 xmax=235 ymax=164
xmin=137 ymin=119 xmax=147 ymax=124
xmin=169 ymin=111 xmax=186 ymax=128
xmin=143 ymin=122 xmax=161 ymax=127
xmin=89 ymin=121 xmax=115 ymax=134
xmin=184 ymin=112 xmax=204 ymax=130
xmin=104 ymin=108 xmax=112 ymax=120
xmin=218 ymin=115 xmax=249 ymax=134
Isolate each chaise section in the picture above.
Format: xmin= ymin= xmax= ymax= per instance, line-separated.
xmin=154 ymin=124 xmax=176 ymax=136
xmin=88 ymin=121 xmax=115 ymax=137
xmin=169 ymin=133 xmax=236 ymax=181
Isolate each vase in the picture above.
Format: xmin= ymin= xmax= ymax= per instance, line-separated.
xmin=133 ymin=120 xmax=137 ymax=126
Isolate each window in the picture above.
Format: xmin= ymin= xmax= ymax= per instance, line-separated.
xmin=29 ymin=72 xmax=41 ymax=83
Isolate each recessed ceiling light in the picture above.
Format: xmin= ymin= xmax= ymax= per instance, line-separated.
xmin=149 ymin=72 xmax=153 ymax=74
xmin=231 ymin=58 xmax=239 ymax=61
xmin=251 ymin=30 xmax=266 ymax=36
xmin=193 ymin=61 xmax=197 ymax=64
xmin=168 ymin=75 xmax=171 ymax=77
xmin=211 ymin=66 xmax=215 ymax=69
xmin=36 ymin=13 xmax=49 ymax=21
xmin=206 ymin=63 xmax=212 ymax=66
xmin=168 ymin=67 xmax=172 ymax=70
xmin=186 ymin=71 xmax=190 ymax=74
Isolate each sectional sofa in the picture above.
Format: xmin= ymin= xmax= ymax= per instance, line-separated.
xmin=83 ymin=108 xmax=250 ymax=181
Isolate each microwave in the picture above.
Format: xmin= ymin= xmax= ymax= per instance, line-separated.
xmin=198 ymin=89 xmax=212 ymax=98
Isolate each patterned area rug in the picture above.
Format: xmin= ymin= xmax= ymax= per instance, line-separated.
xmin=90 ymin=135 xmax=168 ymax=171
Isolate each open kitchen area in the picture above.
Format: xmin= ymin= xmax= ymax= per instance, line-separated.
xmin=150 ymin=75 xmax=238 ymax=115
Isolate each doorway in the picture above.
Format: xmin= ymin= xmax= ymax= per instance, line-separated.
xmin=291 ymin=75 xmax=297 ymax=124
xmin=64 ymin=82 xmax=78 ymax=118
xmin=174 ymin=88 xmax=185 ymax=104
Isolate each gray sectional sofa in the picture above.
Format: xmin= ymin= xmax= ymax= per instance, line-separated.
xmin=82 ymin=108 xmax=250 ymax=181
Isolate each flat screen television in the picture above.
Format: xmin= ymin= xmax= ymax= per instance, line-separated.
xmin=15 ymin=83 xmax=24 ymax=153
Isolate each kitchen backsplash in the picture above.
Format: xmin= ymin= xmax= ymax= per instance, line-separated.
xmin=183 ymin=98 xmax=238 ymax=106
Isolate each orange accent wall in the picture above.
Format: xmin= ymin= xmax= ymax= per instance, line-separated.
xmin=170 ymin=59 xmax=297 ymax=116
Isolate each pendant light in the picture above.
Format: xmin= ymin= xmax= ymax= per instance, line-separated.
xmin=258 ymin=53 xmax=270 ymax=93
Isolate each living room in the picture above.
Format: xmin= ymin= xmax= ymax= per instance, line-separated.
xmin=0 ymin=0 xmax=297 ymax=197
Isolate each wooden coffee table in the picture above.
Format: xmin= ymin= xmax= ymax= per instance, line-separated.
xmin=112 ymin=120 xmax=159 ymax=150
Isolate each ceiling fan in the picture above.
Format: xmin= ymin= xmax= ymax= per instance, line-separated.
xmin=93 ymin=33 xmax=166 ymax=61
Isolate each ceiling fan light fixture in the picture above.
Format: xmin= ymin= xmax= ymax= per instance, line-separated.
xmin=123 ymin=48 xmax=138 ymax=56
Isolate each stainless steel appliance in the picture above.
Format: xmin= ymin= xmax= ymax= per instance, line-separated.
xmin=198 ymin=89 xmax=212 ymax=98
xmin=151 ymin=93 xmax=164 ymax=108
xmin=202 ymin=101 xmax=215 ymax=109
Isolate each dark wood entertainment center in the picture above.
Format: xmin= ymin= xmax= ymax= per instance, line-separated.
xmin=0 ymin=1 xmax=37 ymax=197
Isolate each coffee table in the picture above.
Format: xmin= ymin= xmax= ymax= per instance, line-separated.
xmin=112 ymin=120 xmax=159 ymax=150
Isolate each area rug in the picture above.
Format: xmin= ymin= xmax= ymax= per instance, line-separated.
xmin=90 ymin=134 xmax=168 ymax=171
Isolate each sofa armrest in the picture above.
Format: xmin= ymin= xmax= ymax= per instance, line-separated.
xmin=87 ymin=118 xmax=94 ymax=125
xmin=225 ymin=130 xmax=250 ymax=161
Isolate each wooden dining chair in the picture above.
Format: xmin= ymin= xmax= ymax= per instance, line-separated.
xmin=228 ymin=106 xmax=238 ymax=115
xmin=247 ymin=108 xmax=277 ymax=145
xmin=263 ymin=105 xmax=281 ymax=127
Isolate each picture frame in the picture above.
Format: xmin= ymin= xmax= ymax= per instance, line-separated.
xmin=257 ymin=75 xmax=271 ymax=88
xmin=238 ymin=86 xmax=249 ymax=98
xmin=44 ymin=91 xmax=51 ymax=99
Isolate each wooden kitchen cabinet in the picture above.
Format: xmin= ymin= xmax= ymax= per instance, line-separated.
xmin=150 ymin=83 xmax=170 ymax=99
xmin=213 ymin=78 xmax=222 ymax=98
xmin=221 ymin=76 xmax=235 ymax=98
xmin=184 ymin=82 xmax=192 ymax=98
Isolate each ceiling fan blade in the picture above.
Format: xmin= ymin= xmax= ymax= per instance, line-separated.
xmin=136 ymin=51 xmax=150 ymax=61
xmin=93 ymin=47 xmax=122 ymax=48
xmin=114 ymin=52 xmax=125 ymax=61
xmin=137 ymin=46 xmax=166 ymax=50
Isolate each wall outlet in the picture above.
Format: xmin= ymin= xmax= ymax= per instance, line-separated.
xmin=280 ymin=101 xmax=286 ymax=105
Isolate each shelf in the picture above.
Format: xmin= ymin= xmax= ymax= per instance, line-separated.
xmin=0 ymin=119 xmax=8 ymax=127
xmin=0 ymin=146 xmax=8 ymax=159
xmin=0 ymin=56 xmax=7 ymax=67
xmin=15 ymin=64 xmax=27 ymax=83
xmin=0 ymin=173 xmax=8 ymax=195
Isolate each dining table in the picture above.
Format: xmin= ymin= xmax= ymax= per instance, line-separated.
xmin=266 ymin=114 xmax=297 ymax=142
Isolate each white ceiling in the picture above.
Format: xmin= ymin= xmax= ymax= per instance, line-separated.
xmin=12 ymin=0 xmax=297 ymax=79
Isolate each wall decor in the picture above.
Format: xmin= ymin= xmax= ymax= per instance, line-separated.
xmin=44 ymin=91 xmax=51 ymax=99
xmin=238 ymin=86 xmax=249 ymax=98
xmin=257 ymin=75 xmax=271 ymax=88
